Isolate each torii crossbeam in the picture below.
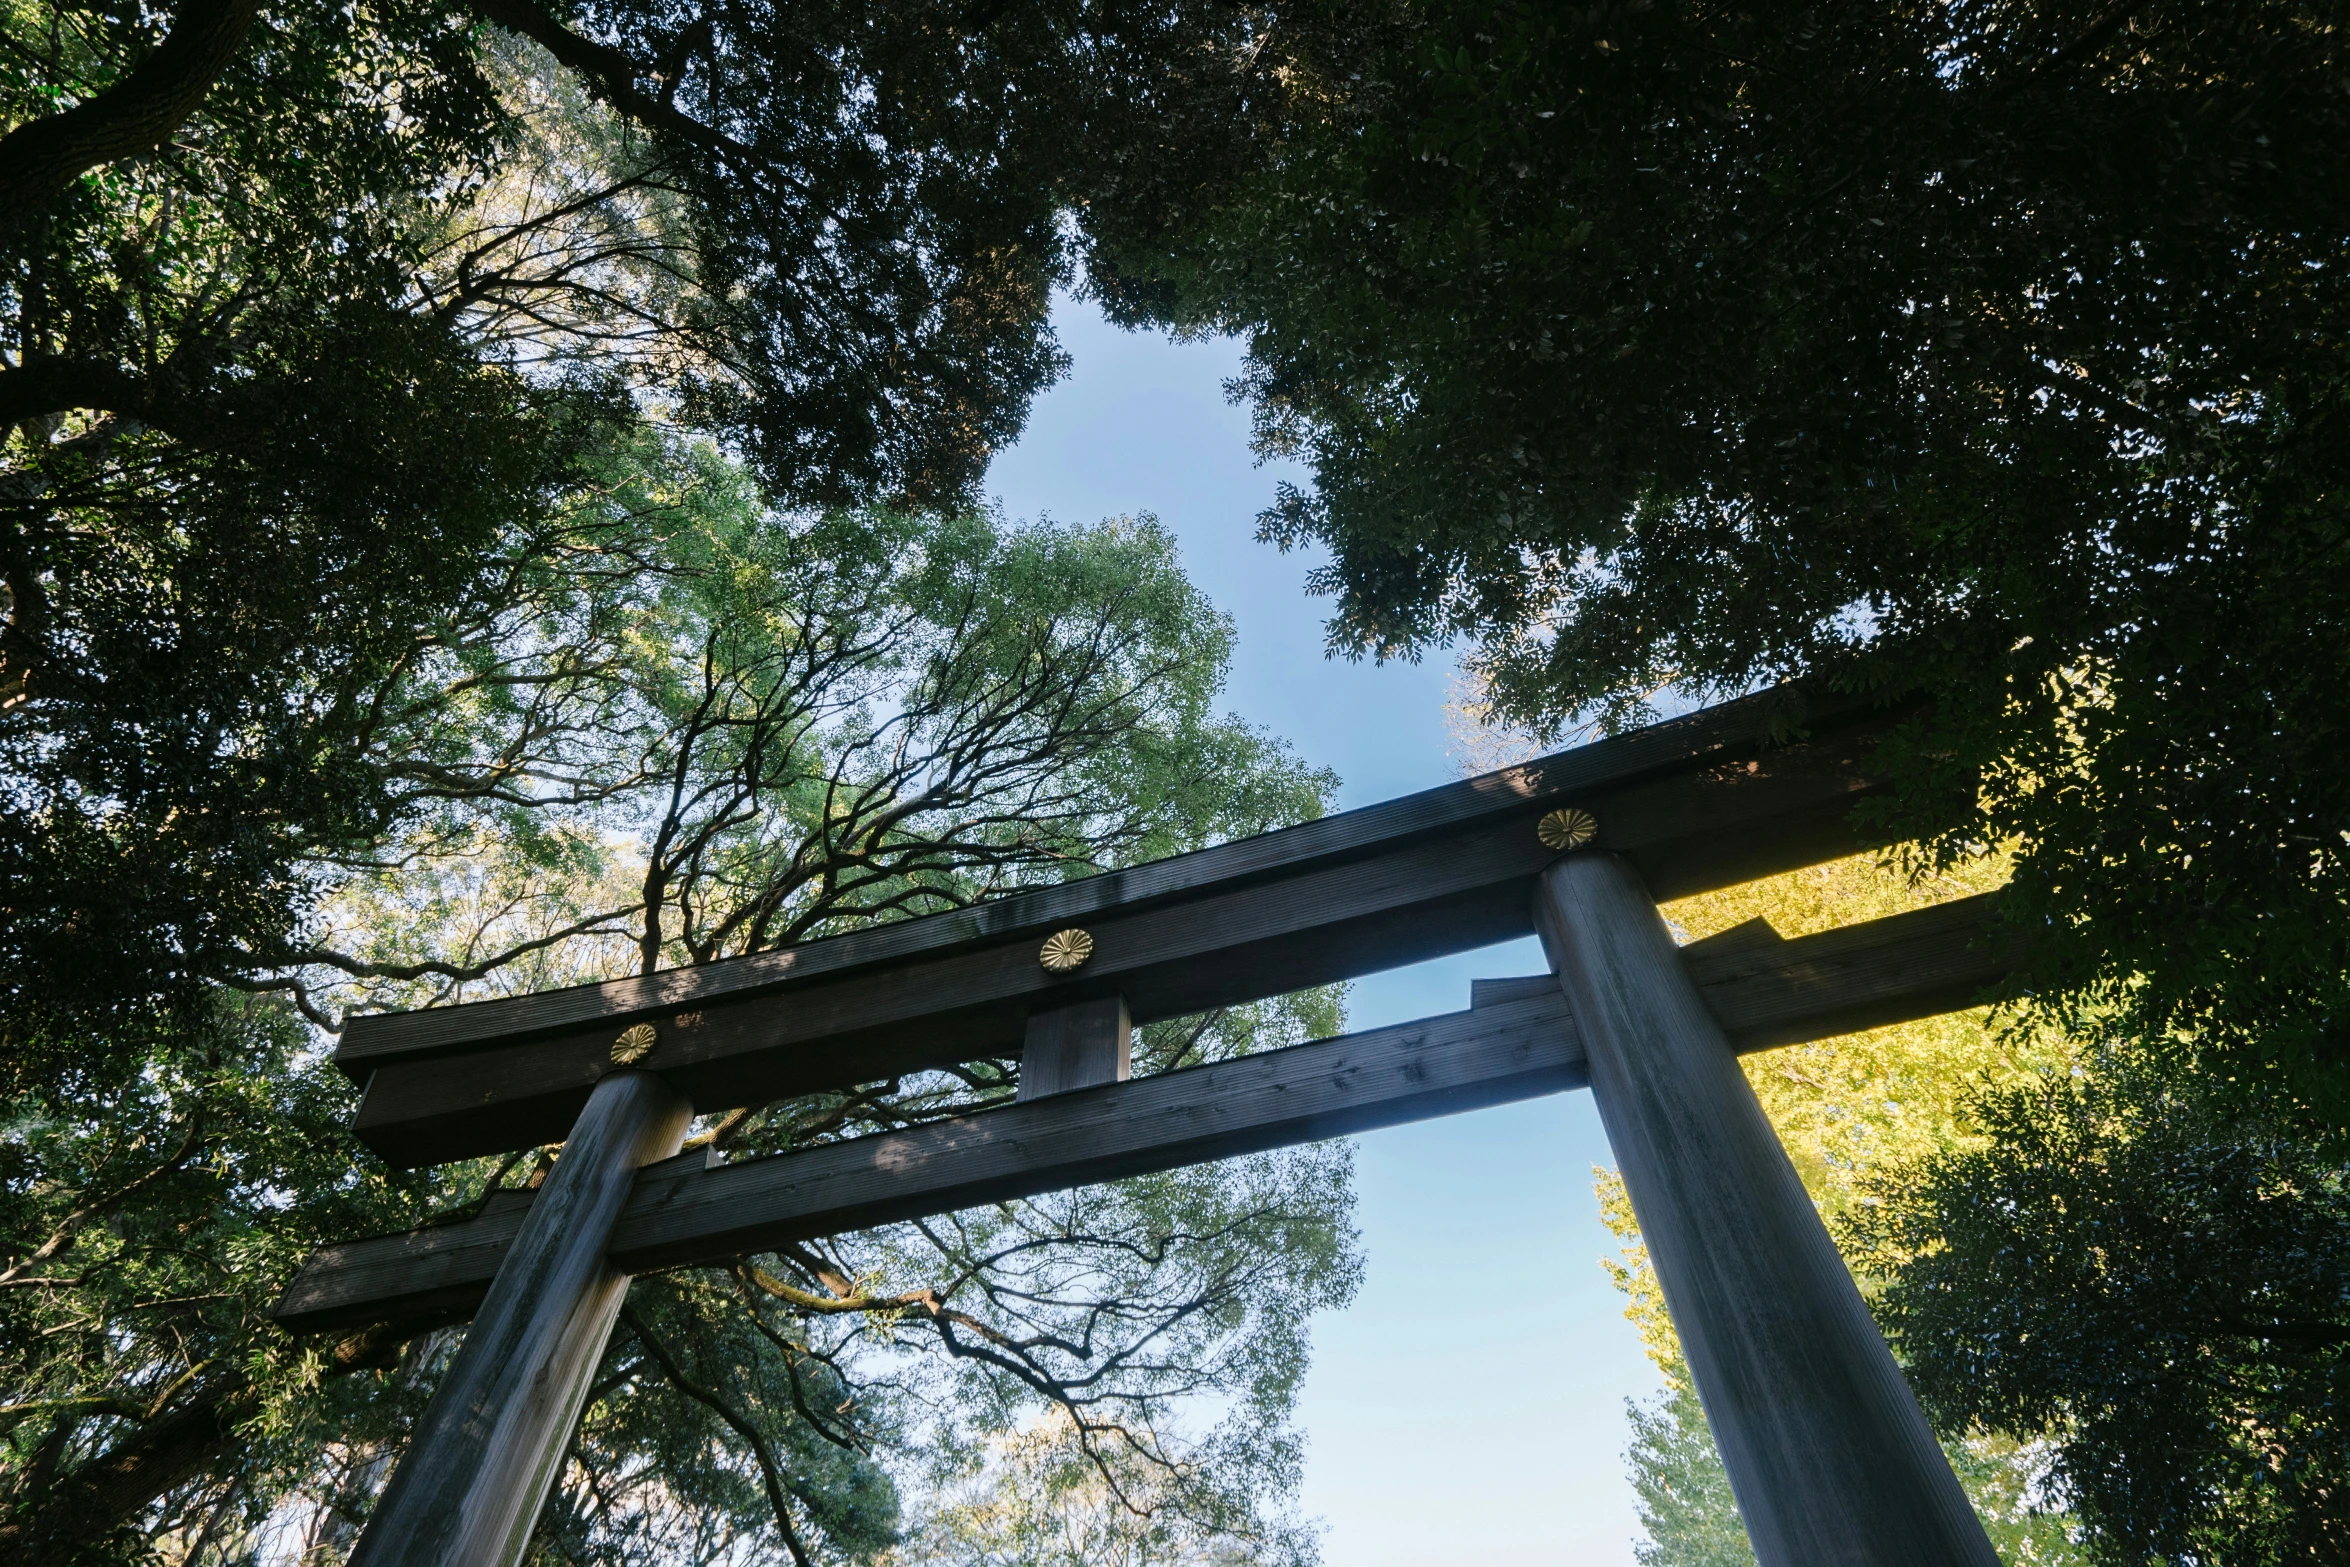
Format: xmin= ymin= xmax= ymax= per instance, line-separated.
xmin=289 ymin=685 xmax=2014 ymax=1567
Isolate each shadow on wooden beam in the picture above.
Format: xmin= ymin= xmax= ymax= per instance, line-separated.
xmin=344 ymin=690 xmax=1941 ymax=1167
xmin=276 ymin=891 xmax=2018 ymax=1334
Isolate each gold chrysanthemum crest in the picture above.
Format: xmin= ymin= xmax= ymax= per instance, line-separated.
xmin=1038 ymin=928 xmax=1095 ymax=974
xmin=1536 ymin=806 xmax=1598 ymax=853
xmin=611 ymin=1022 xmax=659 ymax=1065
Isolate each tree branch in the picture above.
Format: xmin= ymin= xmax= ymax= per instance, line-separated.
xmin=618 ymin=1304 xmax=816 ymax=1567
xmin=0 ymin=1114 xmax=206 ymax=1288
xmin=0 ymin=0 xmax=260 ymax=219
xmin=0 ymin=358 xmax=160 ymax=433
xmin=466 ymin=0 xmax=769 ymax=174
xmin=0 ymin=1322 xmax=411 ymax=1559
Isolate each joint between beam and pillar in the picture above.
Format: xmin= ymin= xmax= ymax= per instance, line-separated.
xmin=1018 ymin=993 xmax=1131 ymax=1101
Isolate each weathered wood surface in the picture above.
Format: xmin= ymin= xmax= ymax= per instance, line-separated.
xmin=347 ymin=1071 xmax=691 ymax=1567
xmin=339 ymin=681 xmax=1877 ymax=1076
xmin=1537 ymin=853 xmax=1999 ymax=1567
xmin=1018 ymin=994 xmax=1132 ymax=1100
xmin=276 ymin=891 xmax=2014 ymax=1333
xmin=1683 ymin=890 xmax=2016 ymax=1047
xmin=1471 ymin=891 xmax=2015 ymax=1046
xmin=281 ymin=992 xmax=1583 ymax=1333
xmin=352 ymin=702 xmax=1922 ymax=1165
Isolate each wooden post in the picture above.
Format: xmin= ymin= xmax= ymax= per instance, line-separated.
xmin=1018 ymin=994 xmax=1131 ymax=1101
xmin=1535 ymin=852 xmax=1998 ymax=1567
xmin=349 ymin=1070 xmax=691 ymax=1567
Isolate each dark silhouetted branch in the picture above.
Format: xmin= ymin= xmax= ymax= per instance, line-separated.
xmin=0 ymin=0 xmax=260 ymax=218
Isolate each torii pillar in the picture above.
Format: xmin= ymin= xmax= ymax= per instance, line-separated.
xmin=348 ymin=1071 xmax=691 ymax=1567
xmin=1537 ymin=851 xmax=1998 ymax=1567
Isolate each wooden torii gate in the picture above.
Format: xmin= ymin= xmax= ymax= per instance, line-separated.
xmin=279 ymin=685 xmax=2017 ymax=1567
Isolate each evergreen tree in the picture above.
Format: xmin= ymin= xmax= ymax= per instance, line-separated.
xmin=1849 ymin=1061 xmax=2350 ymax=1564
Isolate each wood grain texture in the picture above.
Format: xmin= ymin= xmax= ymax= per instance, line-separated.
xmin=277 ymin=994 xmax=1584 ymax=1332
xmin=1685 ymin=891 xmax=2017 ymax=1047
xmin=1537 ymin=853 xmax=1998 ymax=1567
xmin=345 ymin=1071 xmax=691 ymax=1567
xmin=1475 ymin=891 xmax=2016 ymax=1044
xmin=277 ymin=1192 xmax=538 ymax=1336
xmin=338 ymin=682 xmax=1880 ymax=1076
xmin=1019 ymin=995 xmax=1131 ymax=1100
xmin=351 ymin=714 xmax=1922 ymax=1166
xmin=276 ymin=888 xmax=2018 ymax=1332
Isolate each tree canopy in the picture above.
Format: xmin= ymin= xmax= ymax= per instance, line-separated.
xmin=0 ymin=469 xmax=1360 ymax=1563
xmin=1852 ymin=1062 xmax=2350 ymax=1565
xmin=15 ymin=0 xmax=2348 ymax=1558
xmin=1 ymin=0 xmax=1345 ymax=1090
xmin=3 ymin=4 xmax=1392 ymax=1558
xmin=1102 ymin=0 xmax=2350 ymax=1116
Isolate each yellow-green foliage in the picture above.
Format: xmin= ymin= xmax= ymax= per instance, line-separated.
xmin=1602 ymin=844 xmax=2084 ymax=1350
xmin=1602 ymin=847 xmax=2060 ymax=1378
xmin=1664 ymin=850 xmax=2074 ymax=1231
xmin=1598 ymin=850 xmax=2087 ymax=1565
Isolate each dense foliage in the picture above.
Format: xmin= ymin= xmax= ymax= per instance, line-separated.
xmin=0 ymin=0 xmax=611 ymax=1079
xmin=0 ymin=994 xmax=443 ymax=1562
xmin=1104 ymin=0 xmax=2350 ymax=1116
xmin=2 ymin=3 xmax=1391 ymax=1558
xmin=19 ymin=0 xmax=2346 ymax=1558
xmin=1852 ymin=1064 xmax=2350 ymax=1565
xmin=0 ymin=0 xmax=1352 ymax=1091
xmin=0 ymin=478 xmax=1360 ymax=1564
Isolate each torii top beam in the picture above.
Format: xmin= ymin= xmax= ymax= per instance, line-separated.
xmin=339 ymin=683 xmax=1928 ymax=1166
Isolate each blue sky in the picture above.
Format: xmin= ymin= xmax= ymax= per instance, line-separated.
xmin=986 ymin=300 xmax=1660 ymax=1566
